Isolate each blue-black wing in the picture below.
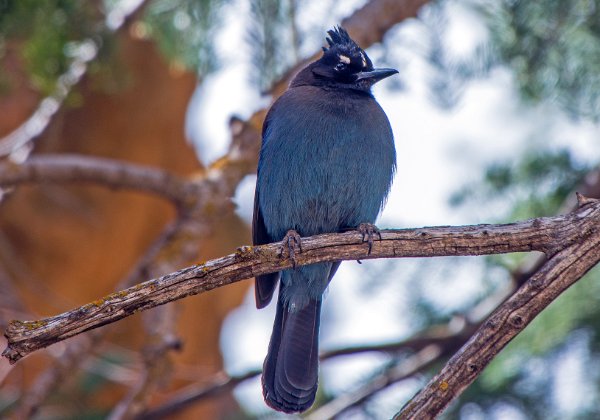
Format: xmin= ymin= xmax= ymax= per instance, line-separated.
xmin=253 ymin=115 xmax=280 ymax=309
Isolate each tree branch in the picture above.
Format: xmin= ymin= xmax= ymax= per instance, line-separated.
xmin=395 ymin=195 xmax=600 ymax=418
xmin=3 ymin=197 xmax=599 ymax=365
xmin=0 ymin=154 xmax=199 ymax=206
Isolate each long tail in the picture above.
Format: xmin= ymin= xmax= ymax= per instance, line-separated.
xmin=262 ymin=292 xmax=322 ymax=413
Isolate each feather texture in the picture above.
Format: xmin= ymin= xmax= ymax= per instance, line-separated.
xmin=253 ymin=26 xmax=396 ymax=413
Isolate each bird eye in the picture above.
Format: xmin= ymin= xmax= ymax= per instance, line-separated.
xmin=335 ymin=62 xmax=347 ymax=71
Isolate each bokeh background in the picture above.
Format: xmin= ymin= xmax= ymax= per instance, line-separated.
xmin=1 ymin=0 xmax=600 ymax=418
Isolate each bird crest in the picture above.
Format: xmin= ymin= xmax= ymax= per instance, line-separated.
xmin=323 ymin=26 xmax=360 ymax=52
xmin=321 ymin=26 xmax=371 ymax=71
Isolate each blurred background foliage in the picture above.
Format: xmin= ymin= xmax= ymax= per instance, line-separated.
xmin=0 ymin=0 xmax=102 ymax=94
xmin=143 ymin=0 xmax=221 ymax=75
xmin=484 ymin=0 xmax=600 ymax=119
xmin=1 ymin=0 xmax=599 ymax=418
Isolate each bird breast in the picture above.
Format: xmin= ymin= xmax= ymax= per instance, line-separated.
xmin=258 ymin=85 xmax=396 ymax=239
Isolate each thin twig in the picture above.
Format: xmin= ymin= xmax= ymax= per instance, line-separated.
xmin=137 ymin=320 xmax=479 ymax=418
xmin=319 ymin=322 xmax=477 ymax=360
xmin=136 ymin=369 xmax=261 ymax=420
xmin=307 ymin=345 xmax=444 ymax=420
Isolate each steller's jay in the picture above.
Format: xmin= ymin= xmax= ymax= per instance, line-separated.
xmin=253 ymin=26 xmax=397 ymax=413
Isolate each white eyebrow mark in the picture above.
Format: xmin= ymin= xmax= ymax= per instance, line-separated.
xmin=338 ymin=55 xmax=351 ymax=64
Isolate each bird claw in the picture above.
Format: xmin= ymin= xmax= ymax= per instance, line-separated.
xmin=279 ymin=229 xmax=303 ymax=268
xmin=357 ymin=223 xmax=381 ymax=255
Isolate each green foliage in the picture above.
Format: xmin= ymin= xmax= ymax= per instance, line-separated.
xmin=0 ymin=0 xmax=100 ymax=94
xmin=0 ymin=0 xmax=223 ymax=96
xmin=421 ymin=2 xmax=497 ymax=109
xmin=248 ymin=0 xmax=299 ymax=90
xmin=425 ymin=0 xmax=600 ymax=118
xmin=480 ymin=0 xmax=600 ymax=119
xmin=143 ymin=0 xmax=223 ymax=75
xmin=451 ymin=148 xmax=591 ymax=220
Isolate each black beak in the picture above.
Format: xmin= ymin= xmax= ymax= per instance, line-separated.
xmin=355 ymin=68 xmax=398 ymax=84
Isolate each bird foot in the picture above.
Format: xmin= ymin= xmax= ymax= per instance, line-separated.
xmin=357 ymin=223 xmax=381 ymax=255
xmin=279 ymin=229 xmax=303 ymax=268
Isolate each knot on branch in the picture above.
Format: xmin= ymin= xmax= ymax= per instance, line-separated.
xmin=507 ymin=313 xmax=524 ymax=328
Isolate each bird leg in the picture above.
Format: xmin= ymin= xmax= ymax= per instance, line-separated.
xmin=279 ymin=229 xmax=303 ymax=268
xmin=357 ymin=223 xmax=382 ymax=255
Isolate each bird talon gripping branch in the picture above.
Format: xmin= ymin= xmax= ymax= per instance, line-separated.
xmin=278 ymin=229 xmax=302 ymax=267
xmin=357 ymin=222 xmax=382 ymax=255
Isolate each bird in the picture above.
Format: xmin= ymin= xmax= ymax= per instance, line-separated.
xmin=253 ymin=26 xmax=397 ymax=413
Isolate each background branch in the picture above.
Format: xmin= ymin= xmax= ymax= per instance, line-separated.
xmin=135 ymin=319 xmax=477 ymax=418
xmin=308 ymin=345 xmax=444 ymax=420
xmin=136 ymin=369 xmax=262 ymax=420
xmin=0 ymin=154 xmax=199 ymax=206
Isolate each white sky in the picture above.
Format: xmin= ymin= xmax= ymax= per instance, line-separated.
xmin=186 ymin=0 xmax=600 ymax=416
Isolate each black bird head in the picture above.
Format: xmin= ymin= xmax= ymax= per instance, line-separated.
xmin=292 ymin=26 xmax=398 ymax=92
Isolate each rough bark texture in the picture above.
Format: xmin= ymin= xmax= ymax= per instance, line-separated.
xmin=4 ymin=197 xmax=599 ymax=368
xmin=395 ymin=195 xmax=600 ymax=419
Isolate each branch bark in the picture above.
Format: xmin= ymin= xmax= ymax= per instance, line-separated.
xmin=0 ymin=154 xmax=198 ymax=206
xmin=395 ymin=195 xmax=600 ymax=419
xmin=3 ymin=197 xmax=599 ymax=367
